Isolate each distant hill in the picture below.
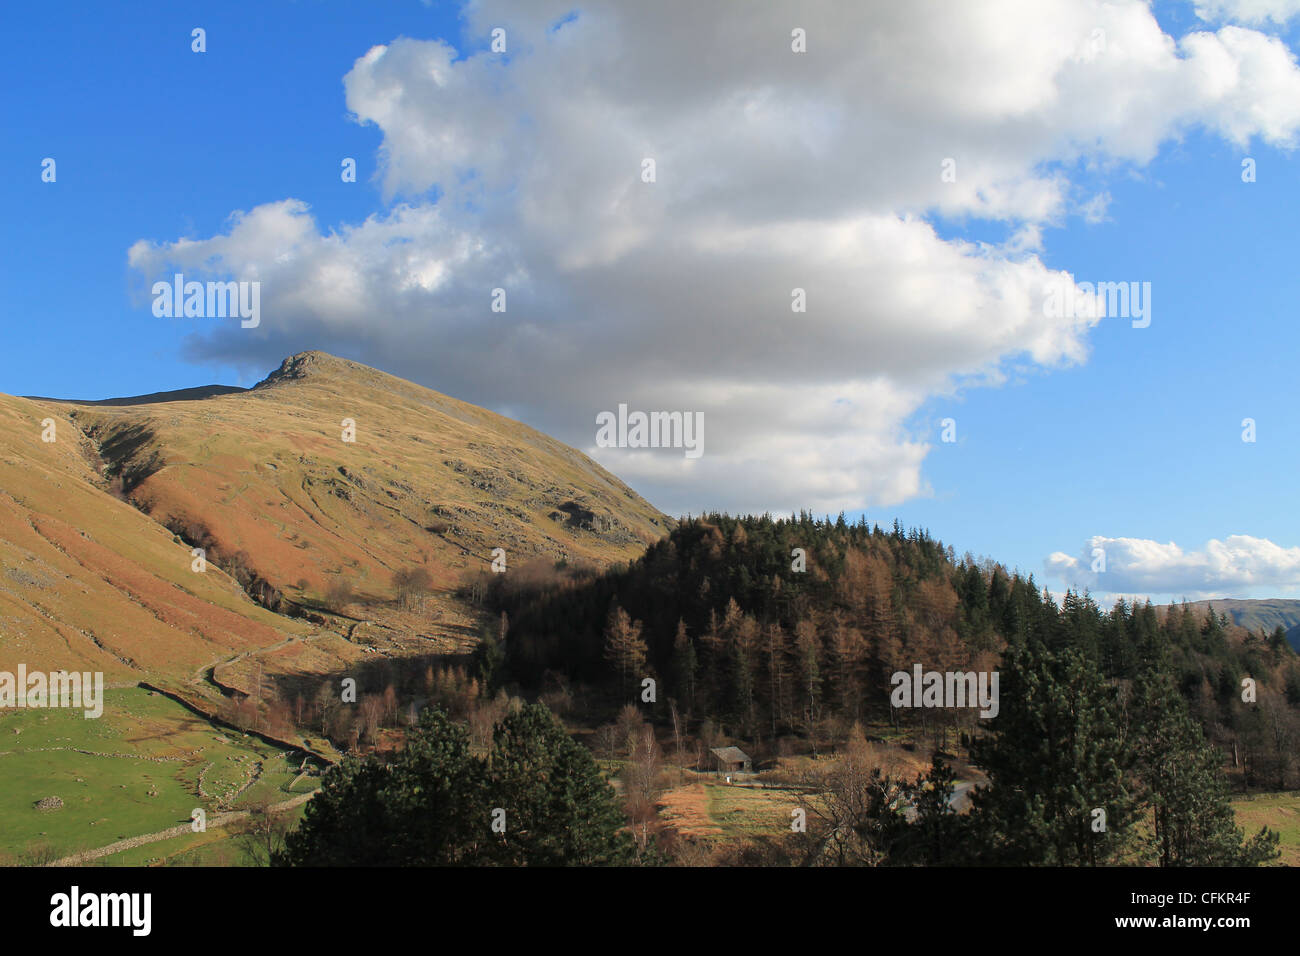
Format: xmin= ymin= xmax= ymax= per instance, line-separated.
xmin=1170 ymin=599 xmax=1300 ymax=652
xmin=22 ymin=384 xmax=248 ymax=406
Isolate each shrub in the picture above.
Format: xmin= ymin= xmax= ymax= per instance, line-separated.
xmin=323 ymin=578 xmax=354 ymax=612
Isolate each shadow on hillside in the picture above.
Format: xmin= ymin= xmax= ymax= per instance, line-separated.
xmin=83 ymin=419 xmax=165 ymax=495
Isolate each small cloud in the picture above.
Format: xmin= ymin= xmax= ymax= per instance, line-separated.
xmin=1079 ymin=191 xmax=1112 ymax=224
xmin=1194 ymin=0 xmax=1300 ymax=26
xmin=1045 ymin=533 xmax=1300 ymax=599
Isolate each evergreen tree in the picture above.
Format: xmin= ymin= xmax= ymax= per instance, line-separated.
xmin=276 ymin=707 xmax=486 ymax=866
xmin=795 ymin=619 xmax=822 ymax=745
xmin=729 ymin=613 xmax=760 ymax=734
xmin=485 ymin=702 xmax=637 ymax=866
xmin=969 ymin=638 xmax=1136 ymax=865
xmin=474 ymin=611 xmax=506 ymax=687
xmin=277 ymin=704 xmax=638 ymax=866
xmin=897 ymin=753 xmax=968 ymax=866
xmin=1130 ymin=668 xmax=1280 ymax=866
xmin=765 ymin=620 xmax=791 ymax=735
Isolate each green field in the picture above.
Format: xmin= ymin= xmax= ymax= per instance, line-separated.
xmin=703 ymin=783 xmax=804 ymax=839
xmin=90 ymin=801 xmax=314 ymax=867
xmin=0 ymin=686 xmax=317 ymax=863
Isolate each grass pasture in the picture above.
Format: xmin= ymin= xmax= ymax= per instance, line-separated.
xmin=0 ymin=686 xmax=315 ymax=863
xmin=91 ymin=800 xmax=314 ymax=867
xmin=655 ymin=775 xmax=806 ymax=846
xmin=1231 ymin=791 xmax=1300 ymax=866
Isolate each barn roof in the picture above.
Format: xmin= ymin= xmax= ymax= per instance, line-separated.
xmin=710 ymin=746 xmax=751 ymax=763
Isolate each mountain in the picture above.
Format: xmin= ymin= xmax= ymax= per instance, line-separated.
xmin=0 ymin=350 xmax=671 ymax=718
xmin=21 ymin=384 xmax=249 ymax=406
xmin=1172 ymin=599 xmax=1300 ymax=653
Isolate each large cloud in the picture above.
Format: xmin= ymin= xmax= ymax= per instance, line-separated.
xmin=128 ymin=0 xmax=1300 ymax=515
xmin=1047 ymin=534 xmax=1300 ymax=599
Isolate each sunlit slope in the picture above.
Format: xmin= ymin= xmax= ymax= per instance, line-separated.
xmin=0 ymin=393 xmax=315 ymax=680
xmin=61 ymin=351 xmax=670 ymax=611
xmin=1 ymin=351 xmax=670 ymax=698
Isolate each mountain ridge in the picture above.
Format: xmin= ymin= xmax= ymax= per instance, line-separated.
xmin=21 ymin=384 xmax=248 ymax=406
xmin=0 ymin=350 xmax=672 ymax=712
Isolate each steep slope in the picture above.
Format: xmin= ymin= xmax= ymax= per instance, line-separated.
xmin=68 ymin=350 xmax=669 ymax=604
xmin=0 ymin=392 xmax=320 ymax=683
xmin=1 ymin=351 xmax=672 ymax=705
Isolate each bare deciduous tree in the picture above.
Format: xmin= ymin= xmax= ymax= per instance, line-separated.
xmin=604 ymin=605 xmax=648 ymax=699
xmin=622 ymin=724 xmax=665 ymax=852
xmin=359 ymin=694 xmax=385 ymax=744
xmin=794 ymin=724 xmax=912 ymax=866
xmin=393 ymin=565 xmax=433 ymax=610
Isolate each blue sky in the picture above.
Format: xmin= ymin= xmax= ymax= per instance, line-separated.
xmin=1 ymin=0 xmax=442 ymax=393
xmin=897 ymin=123 xmax=1300 ymax=587
xmin=4 ymin=0 xmax=1300 ymax=604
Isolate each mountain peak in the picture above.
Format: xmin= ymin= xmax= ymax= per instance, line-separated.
xmin=254 ymin=350 xmax=359 ymax=388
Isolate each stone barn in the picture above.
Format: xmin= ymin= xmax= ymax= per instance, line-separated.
xmin=710 ymin=745 xmax=753 ymax=777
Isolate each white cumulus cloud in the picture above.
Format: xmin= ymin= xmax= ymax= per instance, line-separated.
xmin=128 ymin=0 xmax=1300 ymax=516
xmin=1047 ymin=534 xmax=1300 ymax=599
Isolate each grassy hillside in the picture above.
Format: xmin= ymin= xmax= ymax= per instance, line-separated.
xmin=0 ymin=390 xmax=318 ymax=684
xmin=1 ymin=351 xmax=670 ymax=692
xmin=74 ymin=351 xmax=663 ymax=595
xmin=89 ymin=350 xmax=669 ymax=609
xmin=1231 ymin=791 xmax=1300 ymax=866
xmin=0 ymin=351 xmax=672 ymax=860
xmin=0 ymin=686 xmax=315 ymax=863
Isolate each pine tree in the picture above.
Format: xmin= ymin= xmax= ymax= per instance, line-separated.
xmin=1130 ymin=667 xmax=1280 ymax=866
xmin=697 ymin=608 xmax=725 ymax=712
xmin=969 ymin=638 xmax=1137 ymax=865
xmin=485 ymin=702 xmax=637 ymax=866
xmin=830 ymin=614 xmax=867 ymax=722
xmin=897 ymin=753 xmax=967 ymax=865
xmin=729 ymin=613 xmax=760 ymax=735
xmin=1201 ymin=604 xmax=1226 ymax=654
xmin=275 ymin=706 xmax=487 ymax=866
xmin=765 ymin=620 xmax=792 ymax=736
